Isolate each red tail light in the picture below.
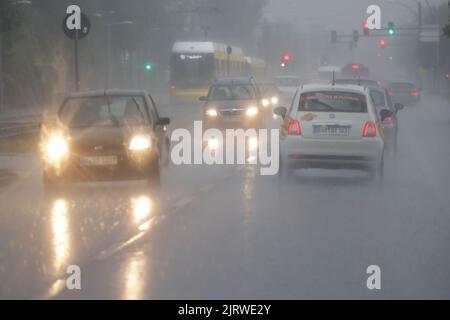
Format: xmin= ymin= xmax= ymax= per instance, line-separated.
xmin=410 ymin=90 xmax=420 ymax=97
xmin=363 ymin=121 xmax=377 ymax=137
xmin=383 ymin=116 xmax=394 ymax=125
xmin=288 ymin=120 xmax=301 ymax=136
xmin=170 ymin=85 xmax=176 ymax=91
xmin=388 ymin=90 xmax=395 ymax=96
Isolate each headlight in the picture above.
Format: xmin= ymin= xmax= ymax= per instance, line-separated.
xmin=129 ymin=135 xmax=151 ymax=151
xmin=271 ymin=96 xmax=279 ymax=105
xmin=206 ymin=108 xmax=218 ymax=117
xmin=246 ymin=106 xmax=259 ymax=117
xmin=46 ymin=135 xmax=69 ymax=161
xmin=261 ymin=99 xmax=270 ymax=108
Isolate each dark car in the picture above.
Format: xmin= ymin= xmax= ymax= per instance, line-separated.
xmin=257 ymin=81 xmax=282 ymax=110
xmin=341 ymin=63 xmax=370 ymax=78
xmin=369 ymin=86 xmax=404 ymax=153
xmin=387 ymin=81 xmax=421 ymax=105
xmin=200 ymin=78 xmax=263 ymax=129
xmin=40 ymin=90 xmax=170 ymax=189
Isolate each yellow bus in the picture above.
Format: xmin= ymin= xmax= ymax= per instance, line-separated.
xmin=170 ymin=42 xmax=246 ymax=101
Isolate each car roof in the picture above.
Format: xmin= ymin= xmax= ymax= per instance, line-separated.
xmin=299 ymin=84 xmax=369 ymax=94
xmin=64 ymin=89 xmax=150 ymax=99
xmin=212 ymin=77 xmax=255 ymax=85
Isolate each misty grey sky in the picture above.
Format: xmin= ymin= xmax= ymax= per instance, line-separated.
xmin=265 ymin=0 xmax=446 ymax=33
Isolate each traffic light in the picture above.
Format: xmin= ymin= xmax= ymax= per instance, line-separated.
xmin=352 ymin=30 xmax=359 ymax=43
xmin=144 ymin=63 xmax=154 ymax=72
xmin=331 ymin=30 xmax=337 ymax=43
xmin=379 ymin=38 xmax=386 ymax=49
xmin=363 ymin=22 xmax=369 ymax=36
xmin=387 ymin=22 xmax=395 ymax=36
xmin=281 ymin=54 xmax=290 ymax=68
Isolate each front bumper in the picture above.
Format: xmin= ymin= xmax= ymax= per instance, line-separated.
xmin=43 ymin=149 xmax=158 ymax=182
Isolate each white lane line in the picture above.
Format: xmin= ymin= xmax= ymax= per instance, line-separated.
xmin=173 ymin=196 xmax=194 ymax=209
xmin=199 ymin=183 xmax=216 ymax=193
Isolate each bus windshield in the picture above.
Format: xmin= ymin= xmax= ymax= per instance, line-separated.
xmin=170 ymin=53 xmax=213 ymax=89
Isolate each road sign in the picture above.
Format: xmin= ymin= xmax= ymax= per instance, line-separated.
xmin=63 ymin=13 xmax=91 ymax=40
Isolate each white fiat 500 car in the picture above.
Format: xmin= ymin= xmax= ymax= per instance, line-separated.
xmin=274 ymin=84 xmax=388 ymax=180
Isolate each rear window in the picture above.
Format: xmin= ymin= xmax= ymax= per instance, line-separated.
xmin=389 ymin=83 xmax=415 ymax=90
xmin=299 ymin=91 xmax=367 ymax=113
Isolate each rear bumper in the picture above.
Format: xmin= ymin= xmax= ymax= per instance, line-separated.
xmin=281 ymin=136 xmax=383 ymax=169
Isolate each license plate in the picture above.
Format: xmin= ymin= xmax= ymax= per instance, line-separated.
xmin=313 ymin=125 xmax=350 ymax=136
xmin=80 ymin=156 xmax=118 ymax=166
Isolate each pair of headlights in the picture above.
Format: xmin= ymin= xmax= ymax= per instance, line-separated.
xmin=262 ymin=96 xmax=279 ymax=108
xmin=205 ymin=106 xmax=259 ymax=118
xmin=45 ymin=134 xmax=152 ymax=161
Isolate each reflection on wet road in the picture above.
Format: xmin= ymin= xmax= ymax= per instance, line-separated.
xmin=1 ymin=97 xmax=450 ymax=299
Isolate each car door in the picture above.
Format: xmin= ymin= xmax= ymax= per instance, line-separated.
xmin=147 ymin=94 xmax=168 ymax=159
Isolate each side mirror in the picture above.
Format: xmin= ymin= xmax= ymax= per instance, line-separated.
xmin=199 ymin=96 xmax=208 ymax=102
xmin=380 ymin=109 xmax=393 ymax=122
xmin=394 ymin=103 xmax=404 ymax=112
xmin=273 ymin=106 xmax=287 ymax=118
xmin=157 ymin=117 xmax=170 ymax=126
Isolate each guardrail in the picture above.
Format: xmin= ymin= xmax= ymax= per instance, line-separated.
xmin=0 ymin=115 xmax=41 ymax=139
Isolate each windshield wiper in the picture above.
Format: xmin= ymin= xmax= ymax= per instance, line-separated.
xmin=104 ymin=93 xmax=120 ymax=126
xmin=131 ymin=97 xmax=146 ymax=125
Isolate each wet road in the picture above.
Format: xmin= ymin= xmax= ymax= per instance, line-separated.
xmin=1 ymin=95 xmax=450 ymax=299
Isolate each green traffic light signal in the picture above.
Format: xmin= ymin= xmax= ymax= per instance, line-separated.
xmin=145 ymin=63 xmax=153 ymax=72
xmin=388 ymin=22 xmax=395 ymax=36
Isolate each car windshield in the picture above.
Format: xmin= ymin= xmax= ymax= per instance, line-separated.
xmin=59 ymin=96 xmax=147 ymax=128
xmin=299 ymin=91 xmax=367 ymax=113
xmin=208 ymin=85 xmax=255 ymax=100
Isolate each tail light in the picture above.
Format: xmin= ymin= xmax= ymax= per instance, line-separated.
xmin=288 ymin=120 xmax=301 ymax=136
xmin=410 ymin=90 xmax=420 ymax=97
xmin=363 ymin=121 xmax=377 ymax=138
xmin=383 ymin=116 xmax=394 ymax=125
xmin=388 ymin=90 xmax=395 ymax=96
xmin=170 ymin=85 xmax=176 ymax=91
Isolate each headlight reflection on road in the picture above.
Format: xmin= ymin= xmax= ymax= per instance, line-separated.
xmin=131 ymin=196 xmax=153 ymax=226
xmin=122 ymin=251 xmax=148 ymax=300
xmin=51 ymin=199 xmax=71 ymax=272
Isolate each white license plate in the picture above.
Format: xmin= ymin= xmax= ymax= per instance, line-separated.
xmin=80 ymin=156 xmax=118 ymax=166
xmin=313 ymin=125 xmax=350 ymax=136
